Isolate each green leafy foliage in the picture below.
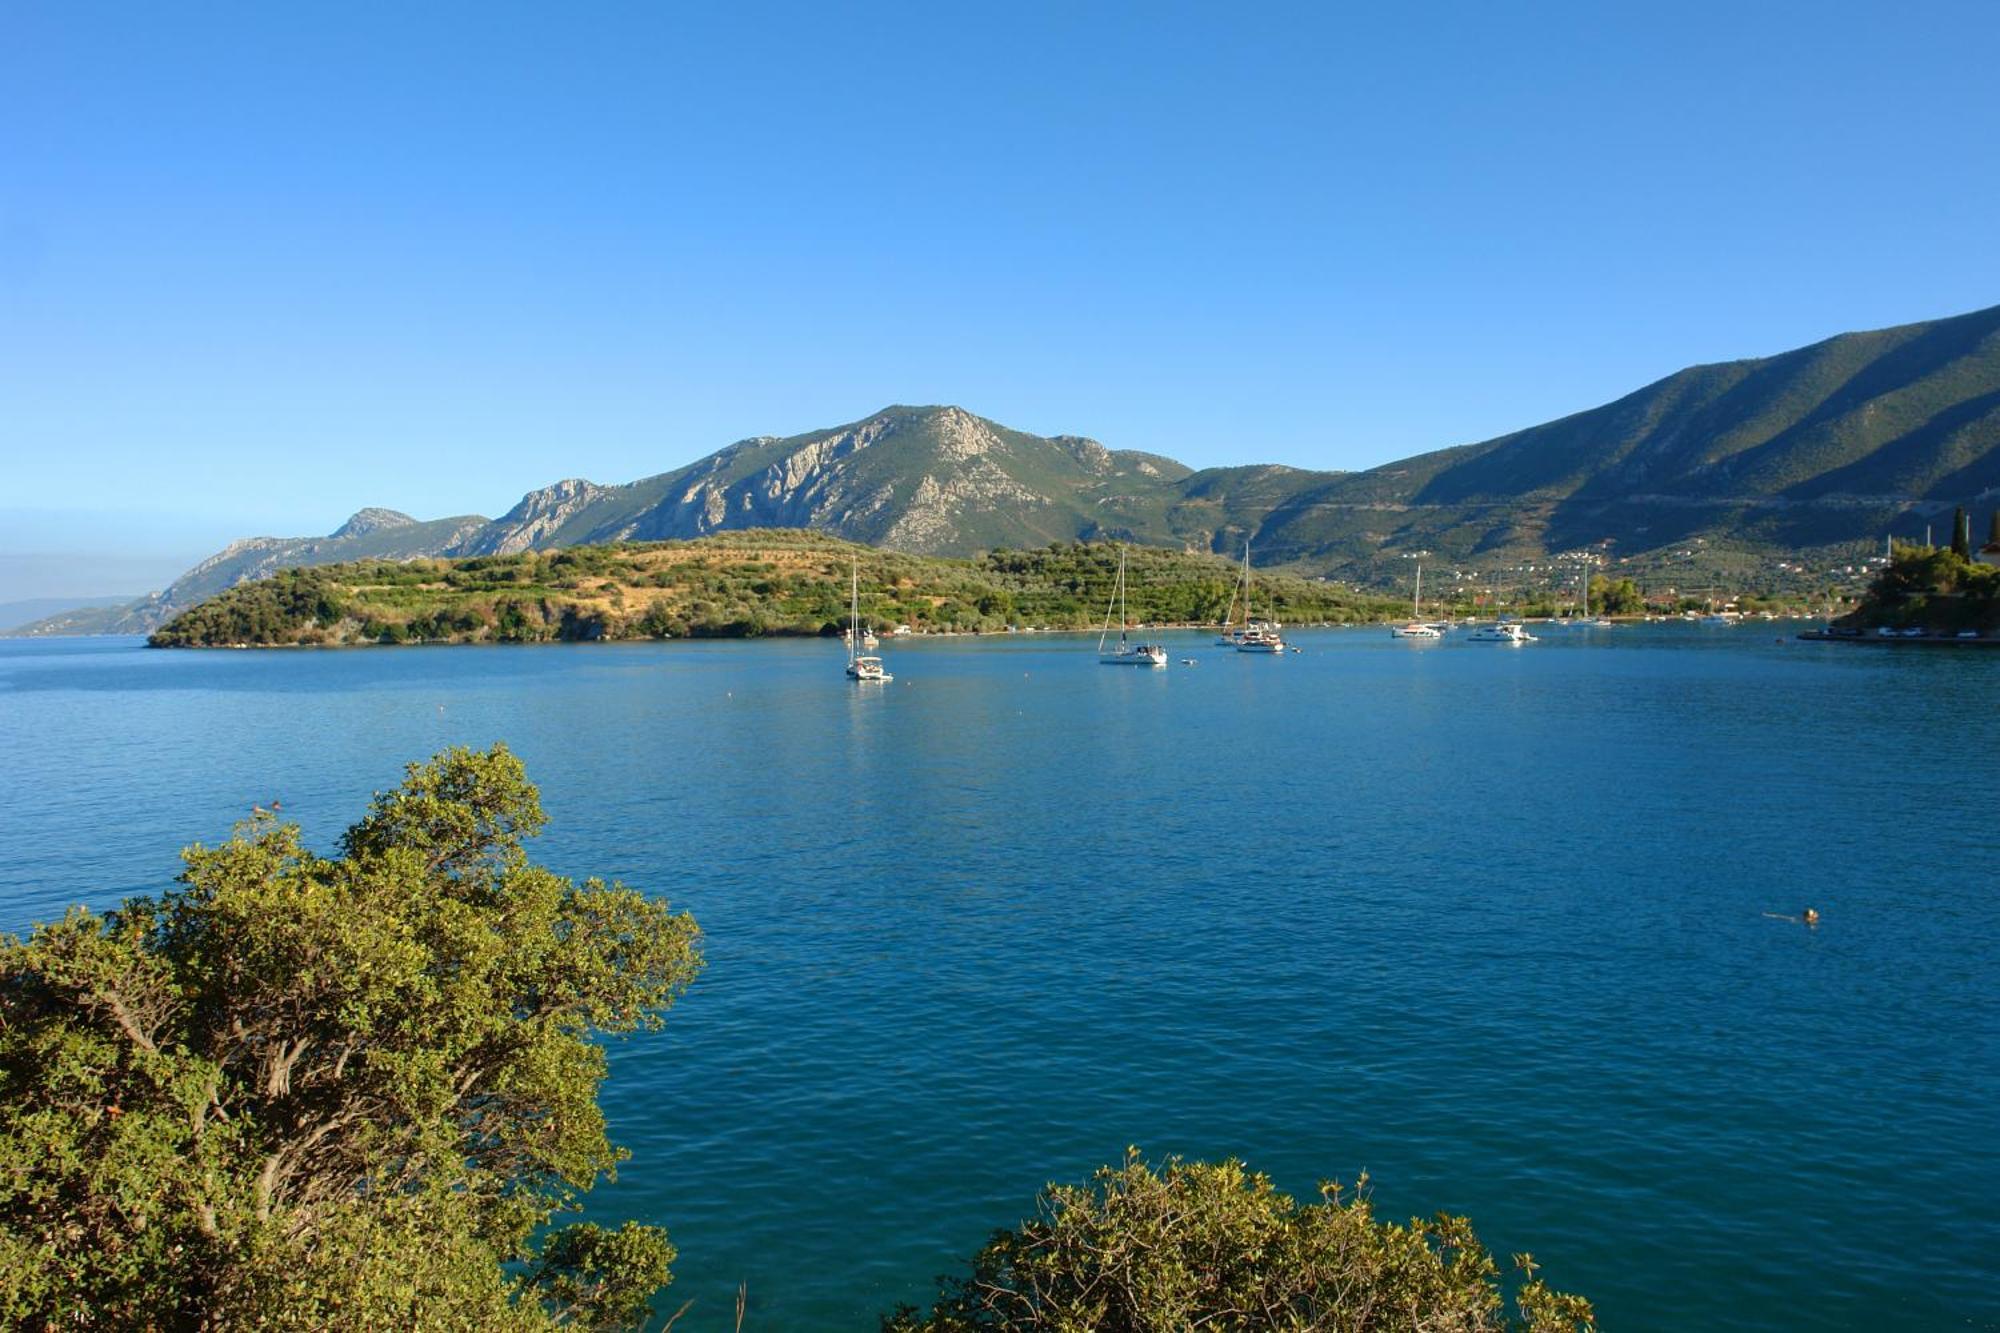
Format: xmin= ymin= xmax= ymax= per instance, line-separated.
xmin=148 ymin=532 xmax=1400 ymax=647
xmin=0 ymin=745 xmax=701 ymax=1329
xmin=883 ymin=1153 xmax=1593 ymax=1332
xmin=1844 ymin=542 xmax=2000 ymax=631
xmin=1589 ymin=576 xmax=1645 ymax=615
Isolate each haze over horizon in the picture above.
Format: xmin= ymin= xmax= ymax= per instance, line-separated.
xmin=5 ymin=2 xmax=1999 ymax=600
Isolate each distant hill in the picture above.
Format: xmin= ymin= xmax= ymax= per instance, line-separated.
xmin=146 ymin=530 xmax=1395 ymax=647
xmin=0 ymin=595 xmax=138 ymax=633
xmin=15 ymin=304 xmax=2000 ymax=635
xmin=7 ymin=511 xmax=488 ymax=636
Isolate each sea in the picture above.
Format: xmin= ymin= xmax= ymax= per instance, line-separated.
xmin=1 ymin=626 xmax=1994 ymax=1330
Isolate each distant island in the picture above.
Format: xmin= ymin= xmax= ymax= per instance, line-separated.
xmin=145 ymin=531 xmax=1405 ymax=648
xmin=19 ymin=301 xmax=2000 ymax=640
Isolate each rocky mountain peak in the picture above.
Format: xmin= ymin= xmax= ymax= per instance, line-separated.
xmin=471 ymin=479 xmax=609 ymax=555
xmin=1051 ymin=434 xmax=1114 ymax=473
xmin=331 ymin=508 xmax=417 ymax=539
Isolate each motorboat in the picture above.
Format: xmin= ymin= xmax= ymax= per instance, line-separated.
xmin=1467 ymin=622 xmax=1536 ymax=643
xmin=1236 ymin=623 xmax=1285 ymax=653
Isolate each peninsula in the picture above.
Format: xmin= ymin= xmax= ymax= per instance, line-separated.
xmin=146 ymin=531 xmax=1400 ymax=648
xmin=1800 ymin=528 xmax=2000 ymax=644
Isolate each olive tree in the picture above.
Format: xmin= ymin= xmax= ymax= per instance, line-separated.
xmin=0 ymin=744 xmax=701 ymax=1330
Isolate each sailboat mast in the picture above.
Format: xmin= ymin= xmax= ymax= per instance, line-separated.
xmin=849 ymin=558 xmax=859 ymax=663
xmin=1119 ymin=547 xmax=1129 ymax=645
xmin=1414 ymin=563 xmax=1422 ymax=619
xmin=1098 ymin=547 xmax=1117 ymax=654
xmin=1243 ymin=541 xmax=1253 ymax=623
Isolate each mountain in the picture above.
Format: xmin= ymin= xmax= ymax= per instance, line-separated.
xmin=458 ymin=405 xmax=1207 ymax=557
xmin=0 ymin=595 xmax=138 ymax=633
xmin=8 ymin=511 xmax=488 ymax=637
xmin=14 ymin=303 xmax=2000 ymax=635
xmin=1242 ymin=302 xmax=2000 ymax=576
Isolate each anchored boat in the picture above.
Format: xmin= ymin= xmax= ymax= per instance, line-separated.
xmin=844 ymin=557 xmax=892 ymax=682
xmin=1099 ymin=546 xmax=1167 ymax=666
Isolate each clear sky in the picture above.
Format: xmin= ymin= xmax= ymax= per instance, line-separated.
xmin=4 ymin=1 xmax=1998 ymax=599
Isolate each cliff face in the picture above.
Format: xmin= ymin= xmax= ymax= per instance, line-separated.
xmin=458 ymin=480 xmax=613 ymax=555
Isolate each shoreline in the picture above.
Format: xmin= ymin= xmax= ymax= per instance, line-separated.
xmin=1796 ymin=628 xmax=1998 ymax=647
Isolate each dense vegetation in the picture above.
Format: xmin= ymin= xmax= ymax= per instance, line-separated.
xmin=0 ymin=746 xmax=701 ymax=1329
xmin=884 ymin=1153 xmax=1592 ymax=1332
xmin=1838 ymin=542 xmax=2000 ymax=632
xmin=148 ymin=531 xmax=1402 ymax=647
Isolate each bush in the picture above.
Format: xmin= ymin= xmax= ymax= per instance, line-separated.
xmin=884 ymin=1153 xmax=1592 ymax=1332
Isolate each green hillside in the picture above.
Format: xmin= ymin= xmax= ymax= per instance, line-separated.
xmin=148 ymin=530 xmax=1397 ymax=648
xmin=1243 ymin=303 xmax=2000 ymax=570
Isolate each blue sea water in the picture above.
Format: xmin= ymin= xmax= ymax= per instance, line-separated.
xmin=1 ymin=628 xmax=1995 ymax=1330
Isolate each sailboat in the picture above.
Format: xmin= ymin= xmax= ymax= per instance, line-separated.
xmin=1390 ymin=564 xmax=1442 ymax=638
xmin=844 ymin=558 xmax=892 ymax=682
xmin=1099 ymin=546 xmax=1168 ymax=666
xmin=1216 ymin=552 xmax=1245 ymax=645
xmin=1233 ymin=541 xmax=1285 ymax=653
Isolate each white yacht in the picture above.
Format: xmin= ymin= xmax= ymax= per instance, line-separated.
xmin=1468 ymin=621 xmax=1536 ymax=643
xmin=1391 ymin=563 xmax=1443 ymax=638
xmin=1236 ymin=622 xmax=1285 ymax=653
xmin=844 ymin=558 xmax=892 ymax=682
xmin=1099 ymin=546 xmax=1167 ymax=666
xmin=1231 ymin=542 xmax=1286 ymax=653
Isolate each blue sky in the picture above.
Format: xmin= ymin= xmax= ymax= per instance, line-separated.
xmin=4 ymin=1 xmax=1998 ymax=598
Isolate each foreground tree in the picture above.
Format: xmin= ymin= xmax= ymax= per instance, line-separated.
xmin=884 ymin=1153 xmax=1593 ymax=1332
xmin=0 ymin=744 xmax=701 ymax=1330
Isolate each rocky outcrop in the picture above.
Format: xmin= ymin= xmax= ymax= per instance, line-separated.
xmin=330 ymin=508 xmax=418 ymax=539
xmin=458 ymin=479 xmax=609 ymax=555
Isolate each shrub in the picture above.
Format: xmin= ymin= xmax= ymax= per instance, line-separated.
xmin=884 ymin=1153 xmax=1592 ymax=1332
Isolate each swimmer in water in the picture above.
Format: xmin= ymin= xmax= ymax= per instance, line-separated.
xmin=1802 ymin=907 xmax=1819 ymax=926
